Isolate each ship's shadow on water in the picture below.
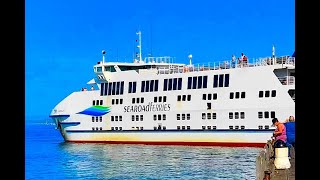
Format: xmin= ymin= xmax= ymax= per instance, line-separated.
xmin=56 ymin=142 xmax=261 ymax=180
xmin=26 ymin=123 xmax=261 ymax=180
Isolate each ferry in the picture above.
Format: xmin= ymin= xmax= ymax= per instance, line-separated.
xmin=49 ymin=31 xmax=295 ymax=147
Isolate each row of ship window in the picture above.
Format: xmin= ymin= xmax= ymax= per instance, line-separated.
xmin=107 ymin=111 xmax=275 ymax=122
xmin=107 ymin=125 xmax=273 ymax=131
xmin=95 ymin=89 xmax=277 ymax=106
xmin=100 ymin=74 xmax=230 ymax=96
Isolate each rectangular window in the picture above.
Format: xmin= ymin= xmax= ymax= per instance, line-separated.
xmin=163 ymin=114 xmax=166 ymax=120
xmin=104 ymin=83 xmax=108 ymax=96
xmin=119 ymin=116 xmax=122 ymax=121
xmin=163 ymin=96 xmax=167 ymax=102
xmin=154 ymin=80 xmax=159 ymax=92
xmin=212 ymin=113 xmax=216 ymax=119
xmin=112 ymin=82 xmax=116 ymax=95
xmin=240 ymin=112 xmax=245 ymax=119
xmin=213 ymin=93 xmax=217 ymax=100
xmin=173 ymin=78 xmax=178 ymax=90
xmin=116 ymin=82 xmax=120 ymax=95
xmin=92 ymin=117 xmax=95 ymax=122
xmin=158 ymin=114 xmax=161 ymax=120
xmin=132 ymin=98 xmax=135 ymax=104
xmin=112 ymin=99 xmax=115 ymax=105
xmin=182 ymin=95 xmax=186 ymax=101
xmin=115 ymin=116 xmax=118 ymax=121
xmin=187 ymin=95 xmax=191 ymax=101
xmin=229 ymin=112 xmax=233 ymax=119
xmin=182 ymin=126 xmax=185 ymax=130
xmin=212 ymin=126 xmax=217 ymax=130
xmin=203 ymin=76 xmax=208 ymax=88
xmin=140 ymin=115 xmax=143 ymax=121
xmin=235 ymin=126 xmax=239 ymax=130
xmin=154 ymin=115 xmax=157 ymax=121
xmin=202 ymin=126 xmax=206 ymax=130
xmin=187 ymin=126 xmax=190 ymax=130
xmin=218 ymin=74 xmax=224 ymax=87
xmin=229 ymin=126 xmax=233 ymax=129
xmin=230 ymin=92 xmax=234 ymax=99
xmin=150 ymin=80 xmax=154 ymax=92
xmin=207 ymin=126 xmax=211 ymax=130
xmin=208 ymin=94 xmax=212 ymax=100
xmin=235 ymin=92 xmax=240 ymax=99
xmin=132 ymin=115 xmax=135 ymax=121
xmin=141 ymin=81 xmax=145 ymax=92
xmin=264 ymin=111 xmax=269 ymax=118
xmin=202 ymin=94 xmax=206 ymax=100
xmin=224 ymin=74 xmax=229 ymax=87
xmin=202 ymin=113 xmax=206 ymax=119
xmin=265 ymin=91 xmax=270 ymax=97
xmin=178 ymin=78 xmax=182 ymax=90
xmin=141 ymin=98 xmax=144 ymax=103
xmin=271 ymin=90 xmax=276 ymax=97
xmin=187 ymin=113 xmax=190 ymax=120
xmin=163 ymin=79 xmax=168 ymax=91
xmin=177 ymin=114 xmax=180 ymax=120
xmin=177 ymin=126 xmax=180 ymax=130
xmin=271 ymin=111 xmax=275 ymax=118
xmin=197 ymin=76 xmax=203 ymax=89
xmin=187 ymin=77 xmax=192 ymax=89
xmin=120 ymin=81 xmax=124 ymax=95
xmin=207 ymin=103 xmax=211 ymax=110
xmin=235 ymin=112 xmax=239 ymax=119
xmin=265 ymin=125 xmax=269 ymax=129
xmin=182 ymin=114 xmax=185 ymax=120
xmin=207 ymin=113 xmax=211 ymax=119
xmin=145 ymin=80 xmax=150 ymax=92
xmin=96 ymin=100 xmax=99 ymax=106
xmin=159 ymin=96 xmax=162 ymax=102
xmin=168 ymin=79 xmax=173 ymax=90
xmin=100 ymin=100 xmax=103 ymax=105
xmin=111 ymin=116 xmax=114 ymax=121
xmin=241 ymin=92 xmax=245 ymax=98
xmin=93 ymin=100 xmax=95 ymax=106
xmin=116 ymin=99 xmax=119 ymax=104
xmin=120 ymin=99 xmax=123 ymax=104
xmin=108 ymin=83 xmax=112 ymax=95
xmin=177 ymin=95 xmax=181 ymax=101
xmin=132 ymin=82 xmax=137 ymax=93
xmin=259 ymin=91 xmax=263 ymax=98
xmin=258 ymin=112 xmax=263 ymax=118
xmin=192 ymin=76 xmax=197 ymax=89
xmin=213 ymin=75 xmax=218 ymax=88
xmin=136 ymin=115 xmax=139 ymax=121
xmin=136 ymin=97 xmax=140 ymax=104
xmin=241 ymin=126 xmax=245 ymax=129
xmin=128 ymin=82 xmax=132 ymax=93
xmin=154 ymin=96 xmax=158 ymax=102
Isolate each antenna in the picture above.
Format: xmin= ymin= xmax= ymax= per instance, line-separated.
xmin=136 ymin=31 xmax=143 ymax=62
xmin=102 ymin=50 xmax=106 ymax=64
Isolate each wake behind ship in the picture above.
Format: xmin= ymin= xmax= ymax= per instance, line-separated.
xmin=49 ymin=31 xmax=295 ymax=147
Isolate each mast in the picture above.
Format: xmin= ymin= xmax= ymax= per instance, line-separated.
xmin=136 ymin=31 xmax=143 ymax=63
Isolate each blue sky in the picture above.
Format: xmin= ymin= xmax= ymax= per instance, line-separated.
xmin=25 ymin=0 xmax=295 ymax=119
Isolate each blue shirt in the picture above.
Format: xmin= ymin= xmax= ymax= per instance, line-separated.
xmin=284 ymin=122 xmax=295 ymax=144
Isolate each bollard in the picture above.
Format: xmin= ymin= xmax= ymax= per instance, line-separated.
xmin=274 ymin=140 xmax=291 ymax=169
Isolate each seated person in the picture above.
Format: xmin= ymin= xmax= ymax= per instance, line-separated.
xmin=284 ymin=116 xmax=295 ymax=148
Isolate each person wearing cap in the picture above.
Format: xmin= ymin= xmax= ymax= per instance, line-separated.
xmin=272 ymin=118 xmax=287 ymax=144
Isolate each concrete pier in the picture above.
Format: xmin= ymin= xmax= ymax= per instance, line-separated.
xmin=256 ymin=140 xmax=295 ymax=180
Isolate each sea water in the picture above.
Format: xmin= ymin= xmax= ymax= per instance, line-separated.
xmin=26 ymin=121 xmax=261 ymax=180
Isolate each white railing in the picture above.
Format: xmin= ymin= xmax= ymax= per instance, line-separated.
xmin=156 ymin=56 xmax=295 ymax=74
xmin=278 ymin=76 xmax=295 ymax=85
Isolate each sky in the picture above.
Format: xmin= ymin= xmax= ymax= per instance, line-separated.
xmin=25 ymin=0 xmax=295 ymax=120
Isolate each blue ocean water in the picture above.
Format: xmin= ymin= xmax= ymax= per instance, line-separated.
xmin=26 ymin=122 xmax=261 ymax=180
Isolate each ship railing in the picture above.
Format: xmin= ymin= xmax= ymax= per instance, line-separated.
xmin=146 ymin=55 xmax=295 ymax=74
xmin=278 ymin=76 xmax=295 ymax=85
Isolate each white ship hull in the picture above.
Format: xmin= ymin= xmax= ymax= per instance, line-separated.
xmin=50 ymin=32 xmax=295 ymax=148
